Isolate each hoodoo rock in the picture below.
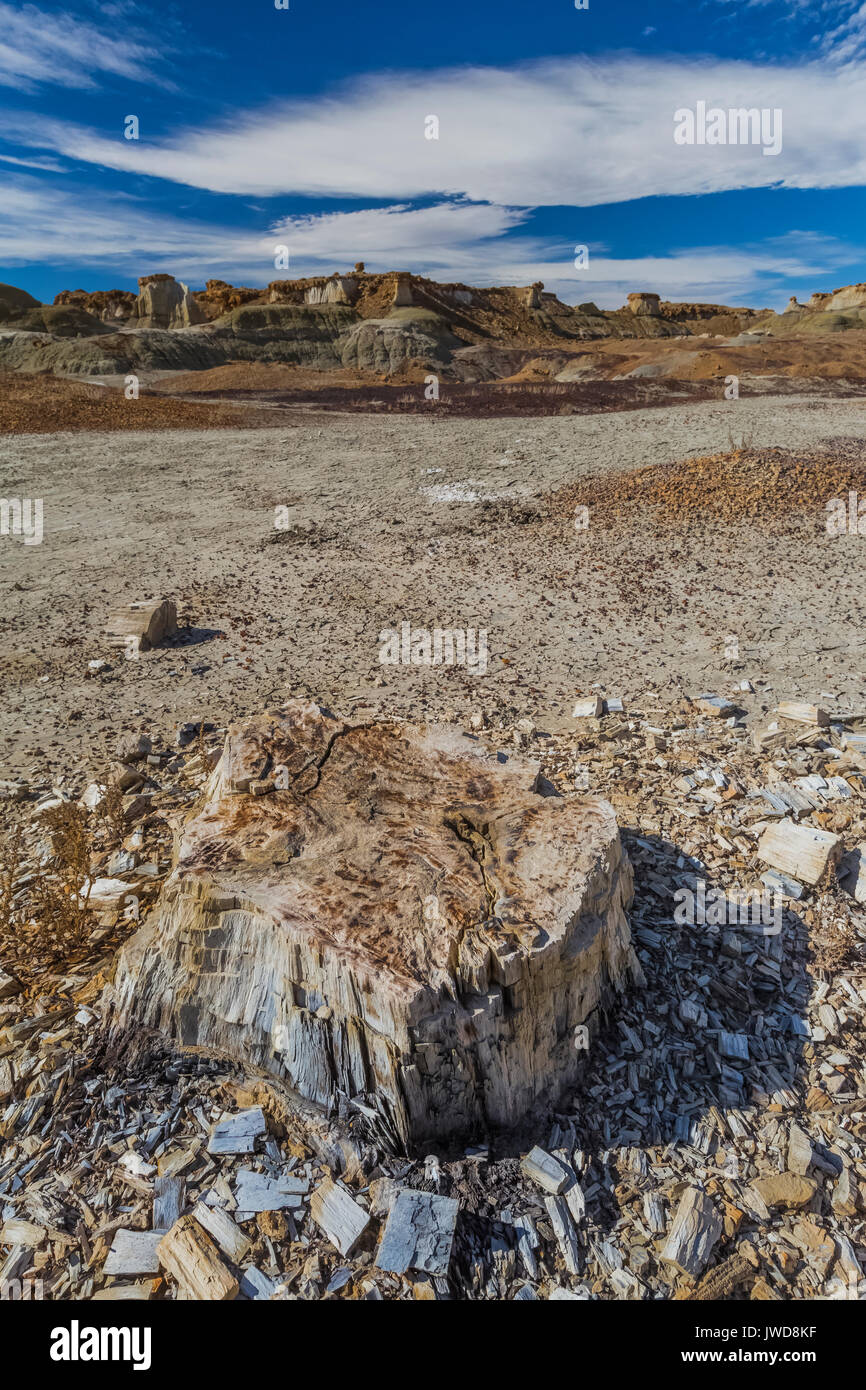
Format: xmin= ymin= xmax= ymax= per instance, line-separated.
xmin=392 ymin=272 xmax=414 ymax=307
xmin=627 ymin=292 xmax=661 ymax=317
xmin=136 ymin=273 xmax=207 ymax=329
xmin=106 ymin=702 xmax=639 ymax=1148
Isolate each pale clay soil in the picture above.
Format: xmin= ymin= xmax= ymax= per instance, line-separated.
xmin=1 ymin=393 xmax=866 ymax=780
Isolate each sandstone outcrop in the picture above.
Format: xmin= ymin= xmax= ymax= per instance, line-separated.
xmin=53 ymin=288 xmax=137 ymax=323
xmin=0 ymin=327 xmax=226 ymax=375
xmin=392 ymin=272 xmax=414 ymax=307
xmin=10 ymin=266 xmax=856 ymax=380
xmin=627 ymin=292 xmax=661 ymax=317
xmin=194 ymin=280 xmax=263 ymax=319
xmin=136 ymin=274 xmax=208 ymax=329
xmin=304 ymin=275 xmax=357 ymax=306
xmin=657 ymin=301 xmax=760 ymax=321
xmin=210 ymin=302 xmax=352 ymax=369
xmin=338 ymin=308 xmax=460 ymax=374
xmin=803 ymin=284 xmax=866 ymax=314
xmin=105 ymin=702 xmax=639 ymax=1148
xmin=824 ymin=283 xmax=866 ymax=313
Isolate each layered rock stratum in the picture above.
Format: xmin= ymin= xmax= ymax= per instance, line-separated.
xmin=105 ymin=702 xmax=639 ymax=1148
xmin=2 ymin=269 xmax=864 ymax=380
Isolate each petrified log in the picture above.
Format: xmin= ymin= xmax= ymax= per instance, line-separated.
xmin=106 ymin=702 xmax=639 ymax=1148
xmin=105 ymin=597 xmax=177 ymax=656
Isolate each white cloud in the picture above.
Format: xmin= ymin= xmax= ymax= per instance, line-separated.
xmin=820 ymin=2 xmax=866 ymax=62
xmin=0 ymin=176 xmax=856 ymax=311
xmin=0 ymin=150 xmax=65 ymax=170
xmin=7 ymin=53 xmax=866 ymax=205
xmin=533 ymin=234 xmax=858 ymax=308
xmin=0 ymin=179 xmax=529 ymax=283
xmin=0 ymin=2 xmax=163 ymax=91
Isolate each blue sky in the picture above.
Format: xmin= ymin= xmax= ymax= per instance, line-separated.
xmin=1 ymin=0 xmax=865 ymax=309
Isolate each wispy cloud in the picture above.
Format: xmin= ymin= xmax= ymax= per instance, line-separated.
xmin=0 ymin=150 xmax=65 ymax=170
xmin=8 ymin=53 xmax=866 ymax=206
xmin=0 ymin=175 xmax=857 ymax=310
xmin=820 ymin=1 xmax=866 ymax=62
xmin=0 ymin=177 xmax=529 ymax=282
xmin=539 ymin=233 xmax=860 ymax=308
xmin=0 ymin=1 xmax=164 ymax=91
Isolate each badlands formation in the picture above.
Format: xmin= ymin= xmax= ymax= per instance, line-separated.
xmin=2 ymin=266 xmax=862 ymax=377
xmin=3 ymin=269 xmax=866 ymax=416
xmin=2 ymin=262 xmax=866 ymax=1305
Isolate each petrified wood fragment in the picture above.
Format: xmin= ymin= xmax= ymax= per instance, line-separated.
xmin=106 ymin=702 xmax=639 ymax=1147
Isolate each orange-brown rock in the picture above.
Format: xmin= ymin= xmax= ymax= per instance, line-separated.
xmin=52 ymin=288 xmax=137 ymax=322
xmin=193 ymin=280 xmax=264 ymax=319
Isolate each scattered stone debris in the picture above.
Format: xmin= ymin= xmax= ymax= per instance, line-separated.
xmin=660 ymin=1187 xmax=723 ymax=1278
xmin=376 ymin=1190 xmax=458 ymax=1276
xmin=157 ymin=1214 xmax=238 ymax=1301
xmin=1 ymin=693 xmax=865 ymax=1300
xmin=758 ymin=821 xmax=842 ymax=886
xmin=310 ymin=1177 xmax=370 ymax=1257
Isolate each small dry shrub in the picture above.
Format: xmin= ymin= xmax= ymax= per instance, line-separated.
xmin=36 ymin=801 xmax=95 ymax=949
xmin=94 ymin=782 xmax=126 ymax=848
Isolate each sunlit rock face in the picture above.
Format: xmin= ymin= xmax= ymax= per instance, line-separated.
xmin=136 ymin=274 xmax=208 ymax=329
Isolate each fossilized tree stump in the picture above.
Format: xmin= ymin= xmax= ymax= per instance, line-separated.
xmin=107 ymin=702 xmax=639 ymax=1147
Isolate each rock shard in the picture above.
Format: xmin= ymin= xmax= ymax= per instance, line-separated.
xmin=106 ymin=702 xmax=639 ymax=1148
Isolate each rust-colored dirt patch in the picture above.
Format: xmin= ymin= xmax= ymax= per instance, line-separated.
xmin=554 ymin=443 xmax=866 ymax=527
xmin=0 ymin=371 xmax=265 ymax=434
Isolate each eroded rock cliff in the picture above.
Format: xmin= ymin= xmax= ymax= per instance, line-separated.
xmin=136 ymin=274 xmax=208 ymax=329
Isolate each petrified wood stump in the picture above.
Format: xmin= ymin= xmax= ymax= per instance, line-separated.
xmin=107 ymin=702 xmax=639 ymax=1147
